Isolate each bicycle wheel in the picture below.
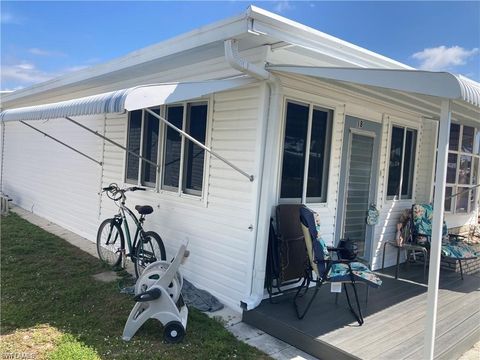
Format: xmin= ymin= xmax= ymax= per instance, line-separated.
xmin=134 ymin=231 xmax=166 ymax=277
xmin=96 ymin=219 xmax=125 ymax=267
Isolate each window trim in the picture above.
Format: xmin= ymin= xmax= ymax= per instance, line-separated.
xmin=140 ymin=108 xmax=162 ymax=189
xmin=125 ymin=108 xmax=160 ymax=187
xmin=385 ymin=122 xmax=419 ymax=201
xmin=161 ymin=100 xmax=209 ymax=197
xmin=444 ymin=122 xmax=480 ymax=214
xmin=124 ymin=111 xmax=137 ymax=185
xmin=183 ymin=102 xmax=209 ymax=196
xmin=123 ymin=98 xmax=211 ymax=200
xmin=279 ymin=98 xmax=333 ymax=204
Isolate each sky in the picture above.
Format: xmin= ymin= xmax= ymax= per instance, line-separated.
xmin=1 ymin=1 xmax=479 ymax=91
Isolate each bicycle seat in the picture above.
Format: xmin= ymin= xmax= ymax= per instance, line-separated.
xmin=135 ymin=205 xmax=154 ymax=215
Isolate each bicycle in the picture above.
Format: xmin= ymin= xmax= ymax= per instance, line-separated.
xmin=97 ymin=183 xmax=166 ymax=277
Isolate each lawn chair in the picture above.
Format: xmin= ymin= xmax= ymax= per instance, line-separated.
xmin=409 ymin=203 xmax=479 ymax=280
xmin=294 ymin=206 xmax=382 ymax=325
xmin=265 ymin=204 xmax=307 ymax=300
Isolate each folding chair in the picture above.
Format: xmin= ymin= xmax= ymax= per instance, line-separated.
xmin=410 ymin=204 xmax=479 ymax=280
xmin=294 ymin=206 xmax=382 ymax=325
xmin=266 ymin=204 xmax=307 ymax=300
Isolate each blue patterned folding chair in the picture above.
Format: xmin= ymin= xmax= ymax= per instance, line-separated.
xmin=410 ymin=203 xmax=479 ymax=280
xmin=294 ymin=206 xmax=382 ymax=325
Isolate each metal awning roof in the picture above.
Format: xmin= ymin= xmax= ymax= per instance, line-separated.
xmin=266 ymin=65 xmax=480 ymax=108
xmin=0 ymin=76 xmax=255 ymax=122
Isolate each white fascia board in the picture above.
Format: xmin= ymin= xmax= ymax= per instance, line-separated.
xmin=2 ymin=13 xmax=250 ymax=104
xmin=247 ymin=5 xmax=413 ymax=70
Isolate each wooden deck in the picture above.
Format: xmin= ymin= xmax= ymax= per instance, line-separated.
xmin=243 ymin=264 xmax=480 ymax=360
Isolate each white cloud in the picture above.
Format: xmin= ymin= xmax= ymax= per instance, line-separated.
xmin=412 ymin=46 xmax=479 ymax=71
xmin=1 ymin=86 xmax=24 ymax=93
xmin=16 ymin=63 xmax=35 ymax=70
xmin=273 ymin=1 xmax=293 ymax=14
xmin=28 ymin=48 xmax=66 ymax=57
xmin=1 ymin=63 xmax=53 ymax=83
xmin=1 ymin=12 xmax=23 ymax=25
xmin=1 ymin=60 xmax=92 ymax=89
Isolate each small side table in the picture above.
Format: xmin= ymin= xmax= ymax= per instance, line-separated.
xmin=381 ymin=241 xmax=428 ymax=279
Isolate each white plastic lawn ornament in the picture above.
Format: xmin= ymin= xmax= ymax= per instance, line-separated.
xmin=122 ymin=244 xmax=190 ymax=343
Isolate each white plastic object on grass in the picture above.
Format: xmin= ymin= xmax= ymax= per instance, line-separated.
xmin=122 ymin=243 xmax=189 ymax=343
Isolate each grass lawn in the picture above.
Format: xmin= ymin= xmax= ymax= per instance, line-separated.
xmin=0 ymin=213 xmax=270 ymax=360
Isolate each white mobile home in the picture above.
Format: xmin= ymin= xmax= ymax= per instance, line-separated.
xmin=1 ymin=5 xmax=479 ymax=317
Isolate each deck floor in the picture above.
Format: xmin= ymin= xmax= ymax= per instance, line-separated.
xmin=243 ymin=264 xmax=480 ymax=360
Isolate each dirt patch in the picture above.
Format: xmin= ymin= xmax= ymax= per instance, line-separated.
xmin=92 ymin=271 xmax=121 ymax=283
xmin=0 ymin=324 xmax=63 ymax=360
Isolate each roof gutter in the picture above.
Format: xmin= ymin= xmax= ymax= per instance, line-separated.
xmin=224 ymin=38 xmax=282 ymax=310
xmin=224 ymin=39 xmax=271 ymax=80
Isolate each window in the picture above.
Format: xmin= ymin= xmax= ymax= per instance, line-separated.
xmin=125 ymin=108 xmax=160 ymax=186
xmin=280 ymin=100 xmax=332 ymax=203
xmin=162 ymin=102 xmax=208 ymax=196
xmin=124 ymin=101 xmax=209 ymax=196
xmin=387 ymin=125 xmax=417 ymax=200
xmin=444 ymin=124 xmax=479 ymax=213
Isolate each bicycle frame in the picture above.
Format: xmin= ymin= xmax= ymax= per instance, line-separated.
xmin=114 ymin=196 xmax=146 ymax=258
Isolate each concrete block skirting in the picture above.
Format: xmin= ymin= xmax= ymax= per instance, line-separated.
xmin=441 ymin=256 xmax=480 ymax=275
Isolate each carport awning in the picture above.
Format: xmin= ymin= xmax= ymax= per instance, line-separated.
xmin=266 ymin=65 xmax=480 ymax=108
xmin=0 ymin=76 xmax=256 ymax=122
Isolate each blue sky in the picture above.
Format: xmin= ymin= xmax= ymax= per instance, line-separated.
xmin=1 ymin=1 xmax=479 ymax=91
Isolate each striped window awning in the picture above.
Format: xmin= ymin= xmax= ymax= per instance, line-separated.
xmin=0 ymin=76 xmax=256 ymax=122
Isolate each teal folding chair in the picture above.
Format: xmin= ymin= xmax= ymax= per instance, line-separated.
xmin=410 ymin=203 xmax=479 ymax=280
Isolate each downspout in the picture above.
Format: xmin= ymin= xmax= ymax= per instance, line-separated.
xmin=224 ymin=39 xmax=282 ymax=310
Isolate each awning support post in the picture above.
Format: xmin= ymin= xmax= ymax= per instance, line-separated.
xmin=424 ymin=99 xmax=451 ymax=360
xmin=144 ymin=108 xmax=254 ymax=182
xmin=20 ymin=121 xmax=102 ymax=166
xmin=64 ymin=116 xmax=160 ymax=169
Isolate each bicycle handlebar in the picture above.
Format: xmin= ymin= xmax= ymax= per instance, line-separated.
xmin=101 ymin=183 xmax=146 ymax=201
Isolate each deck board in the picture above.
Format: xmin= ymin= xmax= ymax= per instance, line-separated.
xmin=344 ymin=282 xmax=479 ymax=358
xmin=243 ymin=263 xmax=480 ymax=360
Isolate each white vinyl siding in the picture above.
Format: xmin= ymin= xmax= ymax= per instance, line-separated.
xmin=98 ymin=84 xmax=262 ymax=310
xmin=0 ymin=84 xmax=263 ymax=312
xmin=415 ymin=120 xmax=436 ymax=204
xmin=2 ymin=116 xmax=104 ymax=241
